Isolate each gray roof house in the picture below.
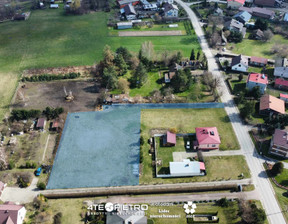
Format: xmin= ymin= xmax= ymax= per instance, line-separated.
xmin=252 ymin=29 xmax=264 ymax=40
xmin=233 ymin=11 xmax=252 ymax=24
xmin=124 ymin=4 xmax=137 ymax=20
xmin=106 ymin=206 xmax=147 ymax=224
xmin=224 ymin=19 xmax=246 ymax=37
xmin=231 ymin=55 xmax=248 ymax=72
xmin=274 ymin=67 xmax=288 ymax=79
xmin=169 ymin=159 xmax=205 ymax=177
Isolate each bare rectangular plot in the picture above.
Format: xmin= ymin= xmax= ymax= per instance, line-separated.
xmin=118 ymin=30 xmax=183 ymax=37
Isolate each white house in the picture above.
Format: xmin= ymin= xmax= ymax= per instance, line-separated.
xmin=227 ymin=0 xmax=245 ymax=9
xmin=274 ymin=67 xmax=288 ymax=79
xmin=246 ymin=73 xmax=268 ymax=94
xmin=169 ymin=159 xmax=206 ymax=177
xmin=157 ymin=0 xmax=173 ymax=5
xmin=231 ymin=55 xmax=248 ymax=72
xmin=163 ymin=3 xmax=178 ymax=18
xmin=0 ymin=202 xmax=26 ymax=224
xmin=124 ymin=4 xmax=137 ymax=20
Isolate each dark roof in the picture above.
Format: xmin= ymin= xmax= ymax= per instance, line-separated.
xmin=36 ymin=118 xmax=46 ymax=128
xmin=163 ymin=3 xmax=178 ymax=12
xmin=124 ymin=4 xmax=136 ymax=15
xmin=253 ymin=29 xmax=264 ymax=38
xmin=0 ymin=202 xmax=24 ymax=224
xmin=224 ymin=19 xmax=244 ymax=31
xmin=231 ymin=55 xmax=241 ymax=66
xmin=254 ymin=0 xmax=275 ymax=7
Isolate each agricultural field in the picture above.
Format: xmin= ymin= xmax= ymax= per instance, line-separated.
xmin=0 ymin=6 xmax=200 ymax=121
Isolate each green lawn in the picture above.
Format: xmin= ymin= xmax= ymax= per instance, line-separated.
xmin=0 ymin=6 xmax=201 ymax=121
xmin=275 ymin=168 xmax=288 ymax=187
xmin=228 ymin=35 xmax=288 ymax=58
xmin=228 ymin=78 xmax=247 ymax=95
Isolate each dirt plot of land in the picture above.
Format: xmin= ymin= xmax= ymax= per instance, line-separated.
xmin=12 ymin=81 xmax=102 ymax=112
xmin=118 ymin=30 xmax=183 ymax=37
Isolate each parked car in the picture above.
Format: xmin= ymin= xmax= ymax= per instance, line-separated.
xmin=35 ymin=167 xmax=42 ymax=176
xmin=186 ymin=141 xmax=190 ymax=149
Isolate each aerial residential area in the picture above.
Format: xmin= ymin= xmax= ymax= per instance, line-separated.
xmin=0 ymin=0 xmax=288 ymax=223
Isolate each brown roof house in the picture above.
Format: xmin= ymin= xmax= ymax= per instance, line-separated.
xmin=162 ymin=131 xmax=176 ymax=147
xmin=254 ymin=0 xmax=275 ymax=7
xmin=270 ymin=129 xmax=288 ymax=158
xmin=36 ymin=118 xmax=46 ymax=130
xmin=259 ymin=94 xmax=285 ymax=116
xmin=0 ymin=202 xmax=26 ymax=224
xmin=249 ymin=56 xmax=268 ymax=67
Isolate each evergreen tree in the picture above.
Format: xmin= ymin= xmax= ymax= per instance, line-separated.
xmin=114 ymin=54 xmax=128 ymax=76
xmin=190 ymin=49 xmax=195 ymax=60
xmin=103 ymin=45 xmax=114 ymax=68
xmin=132 ymin=63 xmax=147 ymax=88
xmin=196 ymin=51 xmax=201 ymax=60
xmin=102 ymin=66 xmax=118 ymax=89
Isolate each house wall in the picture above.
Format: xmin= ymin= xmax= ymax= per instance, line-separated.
xmin=249 ymin=61 xmax=266 ymax=67
xmin=158 ymin=0 xmax=174 ymax=4
xmin=231 ymin=63 xmax=247 ymax=72
xmin=246 ymin=82 xmax=266 ymax=94
xmin=165 ymin=9 xmax=178 ymax=17
xmin=269 ymin=137 xmax=288 ymax=158
xmin=17 ymin=207 xmax=27 ymax=224
xmin=275 ymin=84 xmax=288 ymax=91
xmin=198 ymin=143 xmax=220 ymax=150
xmin=280 ymin=97 xmax=288 ymax=103
xmin=126 ymin=14 xmax=137 ymax=20
xmin=227 ymin=1 xmax=243 ymax=9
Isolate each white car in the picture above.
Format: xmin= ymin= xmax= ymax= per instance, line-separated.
xmin=186 ymin=141 xmax=190 ymax=149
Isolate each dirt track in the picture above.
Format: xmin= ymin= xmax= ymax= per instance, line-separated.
xmin=118 ymin=30 xmax=183 ymax=37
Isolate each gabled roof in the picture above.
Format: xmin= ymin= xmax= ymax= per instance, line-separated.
xmin=227 ymin=0 xmax=245 ymax=4
xmin=233 ymin=11 xmax=252 ymax=23
xmin=0 ymin=202 xmax=25 ymax=224
xmin=231 ymin=55 xmax=248 ymax=67
xmin=195 ymin=127 xmax=221 ymax=145
xmin=163 ymin=3 xmax=178 ymax=12
xmin=166 ymin=131 xmax=176 ymax=144
xmin=254 ymin=0 xmax=275 ymax=7
xmin=275 ymin=78 xmax=288 ymax=87
xmin=124 ymin=4 xmax=136 ymax=15
xmin=280 ymin=93 xmax=288 ymax=99
xmin=274 ymin=67 xmax=288 ymax=77
xmin=253 ymin=29 xmax=264 ymax=38
xmin=250 ymin=56 xmax=267 ymax=64
xmin=36 ymin=118 xmax=46 ymax=128
xmin=260 ymin=94 xmax=285 ymax=114
xmin=247 ymin=73 xmax=268 ymax=85
xmin=224 ymin=19 xmax=244 ymax=31
xmin=272 ymin=129 xmax=288 ymax=148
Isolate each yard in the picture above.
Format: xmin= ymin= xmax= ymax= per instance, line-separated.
xmin=0 ymin=6 xmax=201 ymax=121
xmin=228 ymin=35 xmax=288 ymax=58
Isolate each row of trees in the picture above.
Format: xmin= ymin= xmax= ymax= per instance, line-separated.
xmin=66 ymin=0 xmax=111 ymax=15
xmin=22 ymin=72 xmax=80 ymax=82
xmin=10 ymin=107 xmax=64 ymax=121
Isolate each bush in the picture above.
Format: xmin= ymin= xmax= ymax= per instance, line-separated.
xmin=22 ymin=73 xmax=80 ymax=82
xmin=10 ymin=109 xmax=41 ymax=121
xmin=8 ymin=160 xmax=15 ymax=170
xmin=18 ymin=172 xmax=33 ymax=188
xmin=271 ymin=162 xmax=284 ymax=176
xmin=140 ymin=136 xmax=144 ymax=146
xmin=19 ymin=161 xmax=37 ymax=169
xmin=169 ymin=127 xmax=178 ymax=133
xmin=37 ymin=182 xmax=46 ymax=190
xmin=53 ymin=212 xmax=62 ymax=224
xmin=216 ymin=198 xmax=229 ymax=207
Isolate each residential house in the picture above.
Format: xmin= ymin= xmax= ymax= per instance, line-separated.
xmin=275 ymin=78 xmax=288 ymax=91
xmin=274 ymin=67 xmax=288 ymax=79
xmin=118 ymin=0 xmax=140 ymax=8
xmin=275 ymin=58 xmax=288 ymax=67
xmin=0 ymin=202 xmax=26 ymax=224
xmin=251 ymin=29 xmax=264 ymax=40
xmin=224 ymin=19 xmax=246 ymax=37
xmin=163 ymin=3 xmax=179 ymax=18
xmin=36 ymin=118 xmax=46 ymax=130
xmin=51 ymin=121 xmax=60 ymax=132
xmin=280 ymin=93 xmax=288 ymax=103
xmin=214 ymin=7 xmax=223 ymax=16
xmin=164 ymin=72 xmax=176 ymax=83
xmin=231 ymin=55 xmax=249 ymax=72
xmin=0 ymin=181 xmax=6 ymax=197
xmin=254 ymin=0 xmax=275 ymax=7
xmin=227 ymin=0 xmax=245 ymax=9
xmin=124 ymin=4 xmax=137 ymax=20
xmin=249 ymin=56 xmax=268 ymax=67
xmin=106 ymin=205 xmax=147 ymax=224
xmin=239 ymin=7 xmax=275 ymax=19
xmin=162 ymin=131 xmax=176 ymax=147
xmin=246 ymin=73 xmax=268 ymax=94
xmin=233 ymin=11 xmax=252 ymax=24
xmin=269 ymin=129 xmax=288 ymax=158
xmin=117 ymin=21 xmax=133 ymax=29
xmin=169 ymin=159 xmax=206 ymax=177
xmin=259 ymin=94 xmax=285 ymax=115
xmin=284 ymin=13 xmax=288 ymax=22
xmin=143 ymin=3 xmax=158 ymax=10
xmin=157 ymin=0 xmax=174 ymax=5
xmin=194 ymin=127 xmax=221 ymax=150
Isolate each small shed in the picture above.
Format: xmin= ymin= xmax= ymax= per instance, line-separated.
xmin=36 ymin=118 xmax=46 ymax=130
xmin=50 ymin=4 xmax=59 ymax=8
xmin=51 ymin=121 xmax=59 ymax=131
xmin=117 ymin=22 xmax=133 ymax=30
xmin=162 ymin=131 xmax=176 ymax=147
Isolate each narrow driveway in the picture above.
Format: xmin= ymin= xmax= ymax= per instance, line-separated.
xmin=175 ymin=0 xmax=286 ymax=223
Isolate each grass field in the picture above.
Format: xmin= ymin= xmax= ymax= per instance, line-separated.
xmin=140 ymin=108 xmax=244 ymax=184
xmin=275 ymin=168 xmax=288 ymax=187
xmin=0 ymin=6 xmax=200 ymax=121
xmin=228 ymin=35 xmax=288 ymax=58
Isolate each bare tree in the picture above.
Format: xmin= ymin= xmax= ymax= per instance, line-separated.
xmin=141 ymin=41 xmax=155 ymax=61
xmin=150 ymin=89 xmax=162 ymax=103
xmin=203 ymin=71 xmax=221 ymax=95
xmin=263 ymin=29 xmax=273 ymax=42
xmin=210 ymin=31 xmax=221 ymax=48
xmin=118 ymin=78 xmax=130 ymax=94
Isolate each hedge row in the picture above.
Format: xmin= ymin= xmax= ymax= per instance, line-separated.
xmin=22 ymin=72 xmax=80 ymax=82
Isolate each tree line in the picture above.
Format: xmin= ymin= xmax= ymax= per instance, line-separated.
xmin=10 ymin=107 xmax=64 ymax=121
xmin=22 ymin=72 xmax=80 ymax=82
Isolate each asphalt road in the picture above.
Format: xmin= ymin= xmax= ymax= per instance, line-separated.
xmin=175 ymin=0 xmax=287 ymax=223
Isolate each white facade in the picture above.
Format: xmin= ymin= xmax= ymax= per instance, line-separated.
xmin=164 ymin=4 xmax=178 ymax=18
xmin=157 ymin=0 xmax=174 ymax=5
xmin=246 ymin=81 xmax=267 ymax=94
xmin=18 ymin=207 xmax=27 ymax=224
xmin=231 ymin=63 xmax=248 ymax=72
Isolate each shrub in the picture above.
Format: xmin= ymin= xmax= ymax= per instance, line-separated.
xmin=271 ymin=162 xmax=284 ymax=176
xmin=140 ymin=136 xmax=144 ymax=146
xmin=216 ymin=197 xmax=229 ymax=207
xmin=169 ymin=127 xmax=177 ymax=133
xmin=10 ymin=109 xmax=41 ymax=121
xmin=53 ymin=212 xmax=62 ymax=224
xmin=22 ymin=73 xmax=80 ymax=82
xmin=8 ymin=160 xmax=15 ymax=170
xmin=37 ymin=182 xmax=46 ymax=190
xmin=18 ymin=172 xmax=33 ymax=188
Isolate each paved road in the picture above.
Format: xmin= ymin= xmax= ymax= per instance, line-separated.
xmin=175 ymin=0 xmax=287 ymax=223
xmin=185 ymin=0 xmax=227 ymax=6
xmin=95 ymin=190 xmax=260 ymax=204
xmin=0 ymin=177 xmax=39 ymax=204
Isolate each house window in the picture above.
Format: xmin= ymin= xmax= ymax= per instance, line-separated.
xmin=212 ymin=144 xmax=216 ymax=147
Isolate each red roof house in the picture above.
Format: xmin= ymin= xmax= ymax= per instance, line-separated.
xmin=36 ymin=118 xmax=46 ymax=130
xmin=249 ymin=56 xmax=268 ymax=67
xmin=246 ymin=73 xmax=268 ymax=94
xmin=275 ymin=79 xmax=288 ymax=91
xmin=270 ymin=129 xmax=288 ymax=158
xmin=227 ymin=0 xmax=245 ymax=9
xmin=194 ymin=127 xmax=221 ymax=150
xmin=0 ymin=202 xmax=26 ymax=224
xmin=259 ymin=94 xmax=285 ymax=115
xmin=280 ymin=93 xmax=288 ymax=103
xmin=163 ymin=131 xmax=176 ymax=147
